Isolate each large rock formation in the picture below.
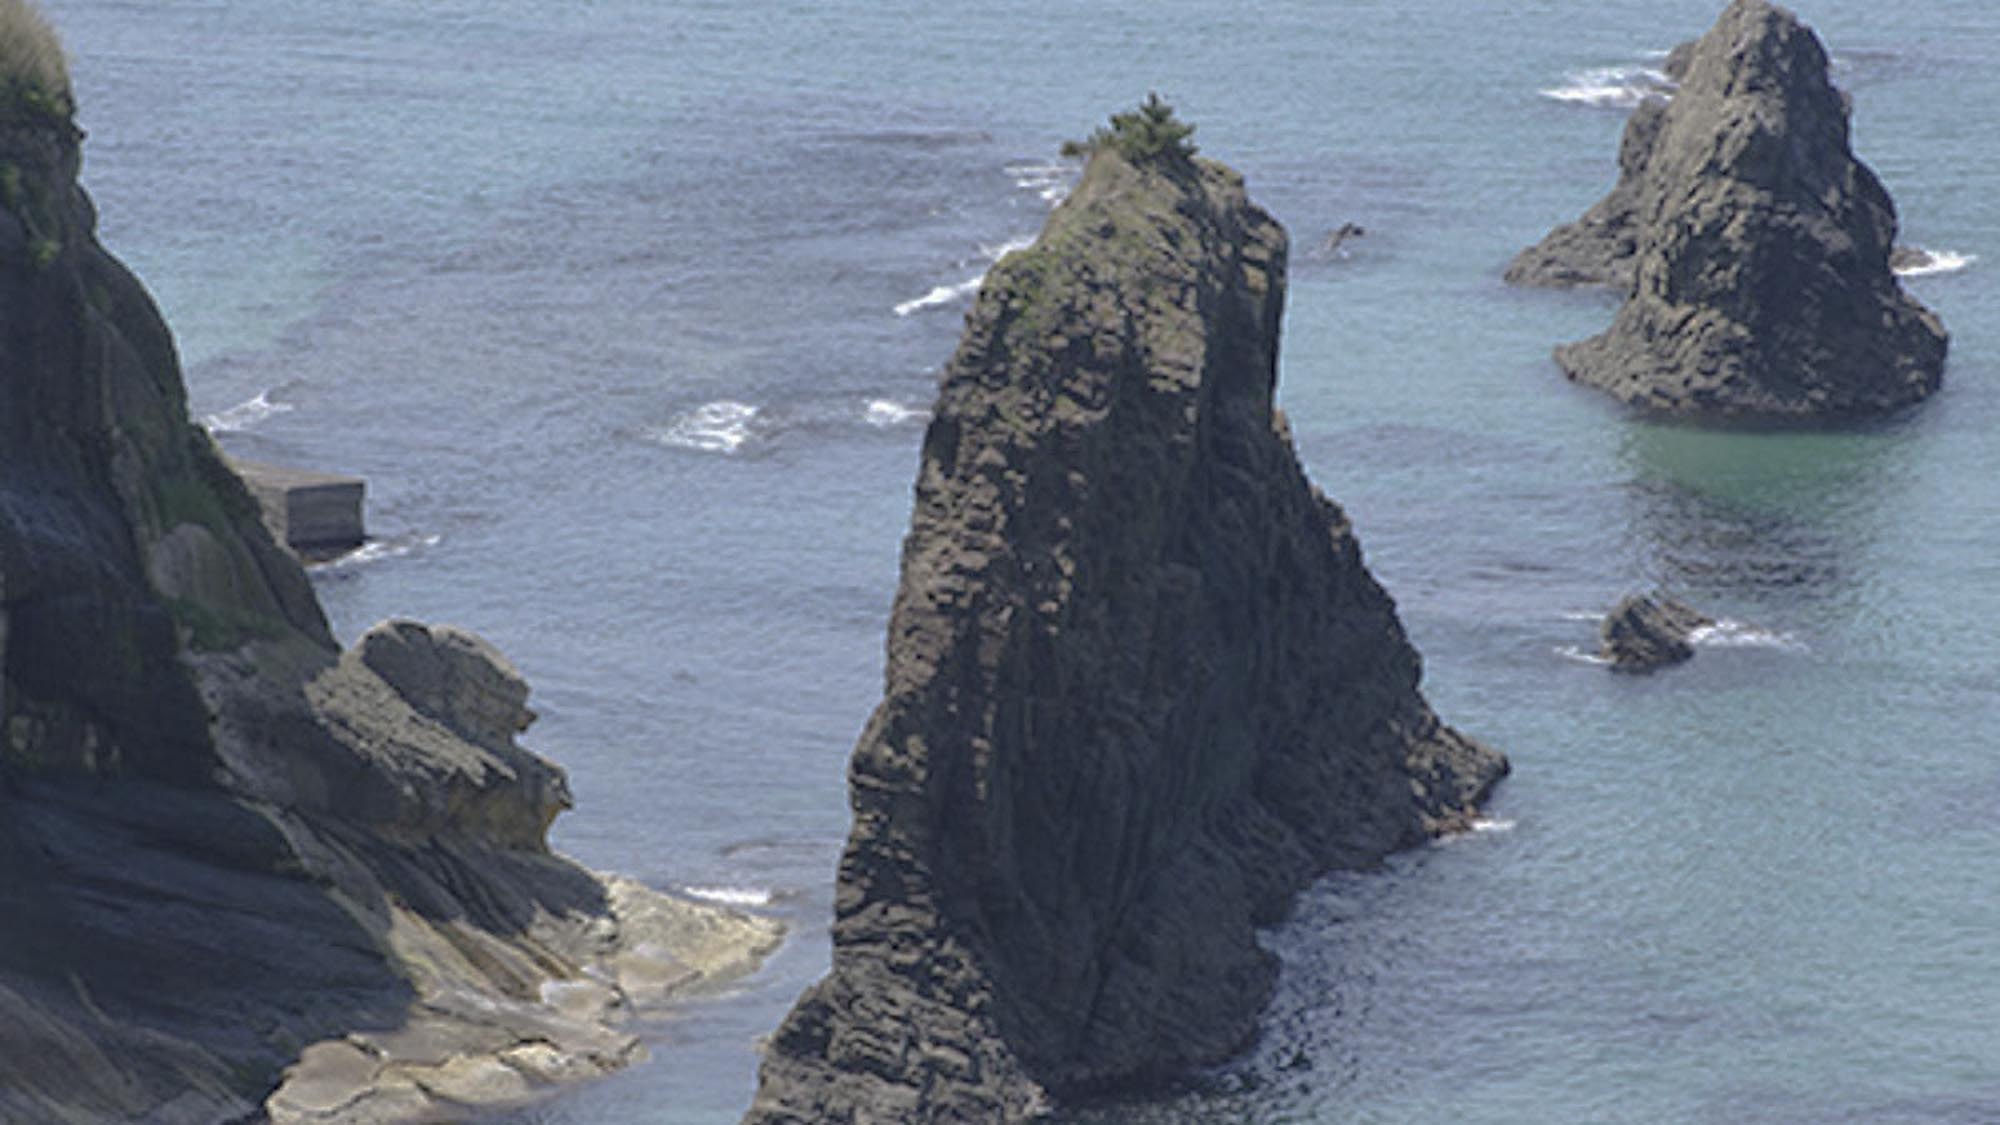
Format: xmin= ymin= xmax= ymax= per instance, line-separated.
xmin=0 ymin=22 xmax=776 ymax=1123
xmin=1509 ymin=0 xmax=1947 ymax=421
xmin=746 ymin=116 xmax=1507 ymax=1123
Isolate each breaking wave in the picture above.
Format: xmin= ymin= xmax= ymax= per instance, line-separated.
xmin=1006 ymin=159 xmax=1077 ymax=206
xmin=202 ymin=389 xmax=295 ymax=433
xmin=647 ymin=400 xmax=761 ymax=453
xmin=894 ymin=276 xmax=984 ymax=317
xmin=893 ymin=232 xmax=1038 ymax=317
xmin=1688 ymin=619 xmax=1806 ymax=652
xmin=1539 ymin=63 xmax=1675 ymax=109
xmin=1895 ymin=248 xmax=1976 ymax=278
xmin=311 ymin=532 xmax=442 ymax=572
xmin=864 ymin=399 xmax=928 ymax=427
xmin=681 ymin=885 xmax=775 ymax=908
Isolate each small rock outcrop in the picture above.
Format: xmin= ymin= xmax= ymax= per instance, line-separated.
xmin=1599 ymin=594 xmax=1714 ymax=672
xmin=0 ymin=17 xmax=777 ymax=1123
xmin=1510 ymin=0 xmax=1947 ymax=421
xmin=746 ymin=109 xmax=1507 ymax=1124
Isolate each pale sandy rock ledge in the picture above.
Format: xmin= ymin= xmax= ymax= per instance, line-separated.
xmin=269 ymin=877 xmax=781 ymax=1124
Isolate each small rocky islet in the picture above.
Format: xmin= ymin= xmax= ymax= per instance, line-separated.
xmin=1509 ymin=0 xmax=1948 ymax=423
xmin=0 ymin=0 xmax=1969 ymax=1122
xmin=1598 ymin=594 xmax=1716 ymax=673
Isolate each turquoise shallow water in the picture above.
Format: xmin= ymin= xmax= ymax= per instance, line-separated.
xmin=37 ymin=0 xmax=2000 ymax=1120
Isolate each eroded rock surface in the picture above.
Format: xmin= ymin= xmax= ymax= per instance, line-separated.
xmin=1510 ymin=0 xmax=1947 ymax=420
xmin=0 ymin=45 xmax=778 ymax=1125
xmin=746 ymin=136 xmax=1506 ymax=1123
xmin=1599 ymin=594 xmax=1714 ymax=673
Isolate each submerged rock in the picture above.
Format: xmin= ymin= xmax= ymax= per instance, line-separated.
xmin=1511 ymin=0 xmax=1947 ymax=421
xmin=1599 ymin=594 xmax=1714 ymax=672
xmin=746 ymin=111 xmax=1506 ymax=1123
xmin=0 ymin=22 xmax=778 ymax=1124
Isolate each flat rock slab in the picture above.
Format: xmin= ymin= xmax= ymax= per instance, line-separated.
xmin=230 ymin=457 xmax=366 ymax=557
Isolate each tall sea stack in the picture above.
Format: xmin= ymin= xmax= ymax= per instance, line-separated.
xmin=747 ymin=107 xmax=1507 ymax=1123
xmin=0 ymin=11 xmax=776 ymax=1121
xmin=1510 ymin=0 xmax=1946 ymax=421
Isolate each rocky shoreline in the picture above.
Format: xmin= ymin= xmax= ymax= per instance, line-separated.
xmin=10 ymin=0 xmax=1963 ymax=1118
xmin=0 ymin=35 xmax=779 ymax=1123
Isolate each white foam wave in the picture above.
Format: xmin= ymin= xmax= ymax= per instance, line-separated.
xmin=1558 ymin=609 xmax=1606 ymax=623
xmin=896 ymin=231 xmax=1039 ymax=317
xmin=681 ymin=885 xmax=773 ymax=908
xmin=649 ymin=400 xmax=760 ymax=453
xmin=202 ymin=389 xmax=294 ymax=434
xmin=1688 ymin=619 xmax=1806 ymax=652
xmin=894 ymin=276 xmax=984 ymax=317
xmin=865 ymin=399 xmax=929 ymax=428
xmin=1540 ymin=65 xmax=1673 ymax=109
xmin=1555 ymin=644 xmax=1615 ymax=667
xmin=313 ymin=533 xmax=441 ymax=571
xmin=978 ymin=233 xmax=1038 ymax=262
xmin=1895 ymin=249 xmax=1977 ymax=278
xmin=1006 ymin=160 xmax=1076 ymax=206
xmin=1436 ymin=815 xmax=1517 ymax=847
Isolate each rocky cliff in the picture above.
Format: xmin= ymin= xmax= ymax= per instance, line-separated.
xmin=746 ymin=120 xmax=1507 ymax=1123
xmin=0 ymin=25 xmax=776 ymax=1124
xmin=1509 ymin=0 xmax=1947 ymax=421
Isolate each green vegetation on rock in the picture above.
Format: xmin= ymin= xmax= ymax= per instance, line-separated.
xmin=0 ymin=156 xmax=61 ymax=268
xmin=0 ymin=0 xmax=70 ymax=121
xmin=1062 ymin=92 xmax=1196 ymax=164
xmin=165 ymin=597 xmax=287 ymax=652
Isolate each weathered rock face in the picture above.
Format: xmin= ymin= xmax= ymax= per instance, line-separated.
xmin=1504 ymin=91 xmax=1674 ymax=290
xmin=746 ymin=143 xmax=1507 ymax=1123
xmin=1599 ymin=594 xmax=1714 ymax=673
xmin=0 ymin=62 xmax=777 ymax=1125
xmin=1510 ymin=0 xmax=1947 ymax=421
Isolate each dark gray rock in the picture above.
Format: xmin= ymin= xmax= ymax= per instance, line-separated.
xmin=1504 ymin=91 xmax=1672 ymax=290
xmin=0 ymin=49 xmax=777 ymax=1125
xmin=1511 ymin=0 xmax=1947 ymax=421
xmin=1599 ymin=594 xmax=1714 ymax=672
xmin=746 ymin=134 xmax=1507 ymax=1124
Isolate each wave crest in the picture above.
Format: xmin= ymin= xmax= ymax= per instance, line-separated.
xmin=1539 ymin=64 xmax=1674 ymax=109
xmin=203 ymin=389 xmax=294 ymax=434
xmin=648 ymin=400 xmax=761 ymax=453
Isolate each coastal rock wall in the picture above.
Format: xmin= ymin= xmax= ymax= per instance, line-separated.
xmin=1510 ymin=0 xmax=1947 ymax=420
xmin=0 ymin=42 xmax=778 ymax=1124
xmin=747 ymin=137 xmax=1506 ymax=1122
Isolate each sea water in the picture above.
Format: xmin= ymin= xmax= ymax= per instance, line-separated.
xmin=37 ymin=0 xmax=2000 ymax=1120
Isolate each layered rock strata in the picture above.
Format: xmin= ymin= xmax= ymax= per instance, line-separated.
xmin=747 ymin=137 xmax=1507 ymax=1122
xmin=1599 ymin=594 xmax=1714 ymax=673
xmin=0 ymin=41 xmax=777 ymax=1125
xmin=1510 ymin=0 xmax=1947 ymax=420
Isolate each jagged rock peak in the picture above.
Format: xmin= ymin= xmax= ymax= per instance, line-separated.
xmin=746 ymin=111 xmax=1506 ymax=1123
xmin=1510 ymin=0 xmax=1947 ymax=421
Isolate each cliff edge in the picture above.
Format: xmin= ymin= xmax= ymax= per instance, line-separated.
xmin=1510 ymin=0 xmax=1946 ymax=421
xmin=746 ymin=109 xmax=1507 ymax=1123
xmin=0 ymin=16 xmax=777 ymax=1122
